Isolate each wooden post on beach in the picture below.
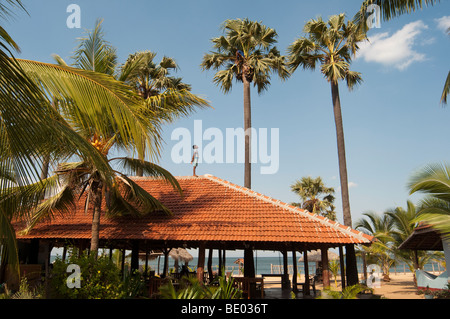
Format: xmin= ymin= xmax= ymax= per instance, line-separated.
xmin=282 ymin=249 xmax=290 ymax=289
xmin=131 ymin=240 xmax=139 ymax=272
xmin=207 ymin=249 xmax=213 ymax=283
xmin=303 ymin=250 xmax=310 ymax=296
xmin=197 ymin=243 xmax=206 ymax=284
xmin=339 ymin=246 xmax=346 ymax=290
xmin=292 ymin=250 xmax=298 ymax=292
xmin=321 ymin=247 xmax=330 ymax=289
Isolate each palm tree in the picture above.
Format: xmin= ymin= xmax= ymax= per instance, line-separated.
xmin=27 ymin=20 xmax=195 ymax=256
xmin=385 ymin=201 xmax=420 ymax=268
xmin=354 ymin=1 xmax=445 ymax=104
xmin=355 ymin=0 xmax=439 ymax=26
xmin=441 ymin=28 xmax=449 ymax=105
xmin=287 ymin=14 xmax=367 ymax=285
xmin=0 ymin=2 xmax=148 ymax=273
xmin=201 ymin=18 xmax=290 ymax=189
xmin=201 ymin=18 xmax=289 ymax=283
xmin=408 ymin=163 xmax=450 ymax=238
xmin=120 ymin=50 xmax=210 ymax=174
xmin=290 ymin=176 xmax=336 ymax=220
xmin=386 ymin=201 xmax=441 ymax=285
xmin=355 ymin=211 xmax=395 ymax=280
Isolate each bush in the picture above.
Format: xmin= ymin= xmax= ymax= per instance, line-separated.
xmin=49 ymin=254 xmax=124 ymax=299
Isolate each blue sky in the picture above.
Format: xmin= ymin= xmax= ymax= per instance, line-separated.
xmin=8 ymin=0 xmax=450 ymax=232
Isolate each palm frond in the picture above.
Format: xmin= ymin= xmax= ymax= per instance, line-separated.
xmin=441 ymin=70 xmax=449 ymax=105
xmin=408 ymin=163 xmax=450 ymax=202
xmin=106 ymin=174 xmax=172 ymax=216
xmin=16 ymin=58 xmax=154 ymax=159
xmin=110 ymin=157 xmax=183 ymax=196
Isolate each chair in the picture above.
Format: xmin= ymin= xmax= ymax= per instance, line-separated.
xmin=147 ymin=277 xmax=166 ymax=298
xmin=297 ymin=275 xmax=316 ymax=296
xmin=233 ymin=277 xmax=264 ymax=299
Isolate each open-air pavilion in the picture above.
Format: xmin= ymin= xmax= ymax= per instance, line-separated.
xmin=399 ymin=224 xmax=450 ymax=291
xmin=10 ymin=174 xmax=374 ymax=298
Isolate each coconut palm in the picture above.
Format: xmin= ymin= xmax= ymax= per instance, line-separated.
xmin=385 ymin=201 xmax=420 ymax=268
xmin=120 ymin=50 xmax=210 ymax=174
xmin=201 ymin=18 xmax=290 ymax=189
xmin=0 ymin=2 xmax=150 ymax=272
xmin=441 ymin=28 xmax=450 ymax=105
xmin=287 ymin=13 xmax=367 ymax=285
xmin=355 ymin=211 xmax=395 ymax=280
xmin=355 ymin=0 xmax=439 ymax=26
xmin=23 ymin=20 xmax=195 ymax=256
xmin=354 ymin=1 xmax=445 ymax=104
xmin=386 ymin=201 xmax=442 ymax=285
xmin=54 ymin=20 xmax=209 ymax=164
xmin=290 ymin=176 xmax=336 ymax=220
xmin=408 ymin=163 xmax=450 ymax=238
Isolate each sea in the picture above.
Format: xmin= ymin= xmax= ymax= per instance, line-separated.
xmin=50 ymin=252 xmax=444 ymax=276
xmin=133 ymin=256 xmax=443 ymax=276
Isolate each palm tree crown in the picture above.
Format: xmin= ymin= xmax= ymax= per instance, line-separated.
xmin=201 ymin=18 xmax=289 ymax=93
xmin=287 ymin=14 xmax=366 ymax=88
xmin=290 ymin=176 xmax=336 ymax=220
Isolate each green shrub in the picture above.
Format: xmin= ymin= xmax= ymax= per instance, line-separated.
xmin=50 ymin=254 xmax=124 ymax=299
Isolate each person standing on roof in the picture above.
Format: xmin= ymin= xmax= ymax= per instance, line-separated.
xmin=191 ymin=145 xmax=199 ymax=176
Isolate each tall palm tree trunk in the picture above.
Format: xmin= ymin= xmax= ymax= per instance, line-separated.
xmin=243 ymin=76 xmax=252 ymax=190
xmin=243 ymin=72 xmax=256 ymax=297
xmin=90 ymin=183 xmax=103 ymax=259
xmin=331 ymin=81 xmax=359 ymax=285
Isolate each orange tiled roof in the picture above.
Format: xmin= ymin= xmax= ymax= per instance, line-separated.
xmin=15 ymin=174 xmax=373 ymax=249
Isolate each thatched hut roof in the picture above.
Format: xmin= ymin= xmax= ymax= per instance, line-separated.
xmin=298 ymin=250 xmax=339 ymax=262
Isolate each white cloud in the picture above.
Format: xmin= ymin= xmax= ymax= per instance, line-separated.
xmin=348 ymin=182 xmax=358 ymax=188
xmin=357 ymin=20 xmax=428 ymax=70
xmin=435 ymin=16 xmax=450 ymax=33
xmin=336 ymin=181 xmax=358 ymax=193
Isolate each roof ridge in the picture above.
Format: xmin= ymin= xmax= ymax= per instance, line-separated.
xmin=129 ymin=175 xmax=209 ymax=180
xmin=203 ymin=174 xmax=372 ymax=244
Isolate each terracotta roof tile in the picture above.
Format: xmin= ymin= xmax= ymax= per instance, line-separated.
xmin=15 ymin=174 xmax=373 ymax=247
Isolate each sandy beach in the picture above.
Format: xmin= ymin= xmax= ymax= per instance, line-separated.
xmin=259 ymin=272 xmax=431 ymax=299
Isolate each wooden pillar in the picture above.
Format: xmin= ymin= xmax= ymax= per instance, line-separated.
xmin=62 ymin=246 xmax=67 ymax=262
xmin=321 ymin=247 xmax=330 ymax=289
xmin=130 ymin=240 xmax=139 ymax=272
xmin=282 ymin=249 xmax=290 ymax=289
xmin=144 ymin=244 xmax=149 ymax=276
xmin=207 ymin=249 xmax=213 ymax=283
xmin=339 ymin=246 xmax=346 ymax=290
xmin=222 ymin=250 xmax=226 ymax=275
xmin=292 ymin=250 xmax=298 ymax=292
xmin=303 ymin=250 xmax=310 ymax=296
xmin=121 ymin=249 xmax=126 ymax=274
xmin=162 ymin=248 xmax=171 ymax=278
xmin=218 ymin=249 xmax=223 ymax=276
xmin=197 ymin=243 xmax=206 ymax=283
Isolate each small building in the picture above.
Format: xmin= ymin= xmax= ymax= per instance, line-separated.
xmin=399 ymin=224 xmax=450 ymax=291
xmin=11 ymin=174 xmax=373 ymax=295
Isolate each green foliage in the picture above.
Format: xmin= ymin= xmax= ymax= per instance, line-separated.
xmin=317 ymin=284 xmax=370 ymax=299
xmin=159 ymin=273 xmax=242 ymax=299
xmin=290 ymin=176 xmax=336 ymax=220
xmin=121 ymin=270 xmax=147 ymax=299
xmin=49 ymin=254 xmax=124 ymax=299
xmin=11 ymin=277 xmax=41 ymax=299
